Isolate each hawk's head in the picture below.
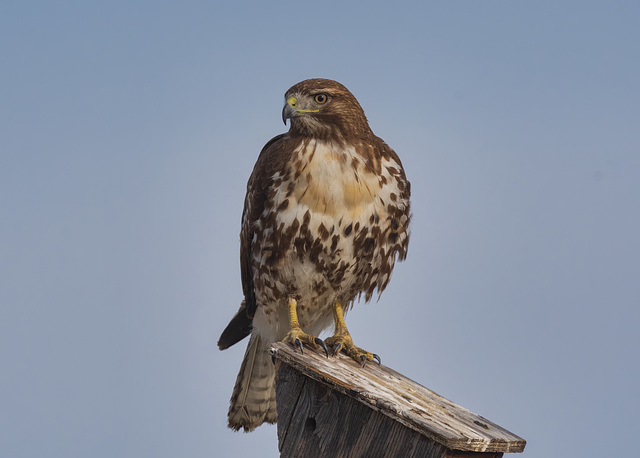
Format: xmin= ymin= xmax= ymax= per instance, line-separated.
xmin=282 ymin=78 xmax=371 ymax=140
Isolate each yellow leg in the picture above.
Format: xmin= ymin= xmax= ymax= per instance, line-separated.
xmin=324 ymin=302 xmax=380 ymax=367
xmin=282 ymin=298 xmax=328 ymax=356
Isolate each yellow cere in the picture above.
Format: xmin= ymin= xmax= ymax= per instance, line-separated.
xmin=288 ymin=95 xmax=319 ymax=113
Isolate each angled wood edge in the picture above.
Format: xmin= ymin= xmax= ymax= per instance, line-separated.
xmin=270 ymin=342 xmax=526 ymax=454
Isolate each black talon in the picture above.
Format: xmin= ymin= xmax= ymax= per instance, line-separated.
xmin=331 ymin=342 xmax=342 ymax=357
xmin=315 ymin=337 xmax=329 ymax=357
xmin=373 ymin=354 xmax=381 ymax=365
xmin=295 ymin=338 xmax=304 ymax=354
xmin=360 ymin=354 xmax=367 ymax=367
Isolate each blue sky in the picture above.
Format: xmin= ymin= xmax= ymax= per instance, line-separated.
xmin=1 ymin=1 xmax=639 ymax=457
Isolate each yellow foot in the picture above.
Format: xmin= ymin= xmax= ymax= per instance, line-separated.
xmin=324 ymin=301 xmax=380 ymax=367
xmin=282 ymin=297 xmax=328 ymax=357
xmin=325 ymin=332 xmax=380 ymax=367
xmin=283 ymin=326 xmax=328 ymax=356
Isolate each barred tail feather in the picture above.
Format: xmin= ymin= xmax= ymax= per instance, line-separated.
xmin=227 ymin=334 xmax=277 ymax=432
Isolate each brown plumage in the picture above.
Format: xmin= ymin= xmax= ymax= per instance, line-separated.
xmin=218 ymin=79 xmax=411 ymax=432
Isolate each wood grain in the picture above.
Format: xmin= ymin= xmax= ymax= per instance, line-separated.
xmin=271 ymin=342 xmax=525 ymax=455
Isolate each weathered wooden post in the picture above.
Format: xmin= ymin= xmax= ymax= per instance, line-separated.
xmin=270 ymin=342 xmax=526 ymax=457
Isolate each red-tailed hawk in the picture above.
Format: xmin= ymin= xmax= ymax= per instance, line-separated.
xmin=218 ymin=79 xmax=411 ymax=432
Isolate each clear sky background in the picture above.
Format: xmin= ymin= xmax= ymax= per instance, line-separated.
xmin=1 ymin=1 xmax=638 ymax=457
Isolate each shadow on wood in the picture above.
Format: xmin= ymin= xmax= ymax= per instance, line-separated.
xmin=270 ymin=342 xmax=526 ymax=458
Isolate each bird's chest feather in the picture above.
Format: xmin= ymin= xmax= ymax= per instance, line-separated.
xmin=291 ymin=141 xmax=382 ymax=218
xmin=268 ymin=140 xmax=396 ymax=260
xmin=255 ymin=139 xmax=404 ymax=289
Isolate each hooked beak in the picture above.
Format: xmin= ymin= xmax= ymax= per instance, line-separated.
xmin=282 ymin=95 xmax=319 ymax=125
xmin=282 ymin=101 xmax=296 ymax=125
xmin=282 ymin=95 xmax=300 ymax=125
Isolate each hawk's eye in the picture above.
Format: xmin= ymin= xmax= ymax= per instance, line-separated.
xmin=314 ymin=94 xmax=328 ymax=104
